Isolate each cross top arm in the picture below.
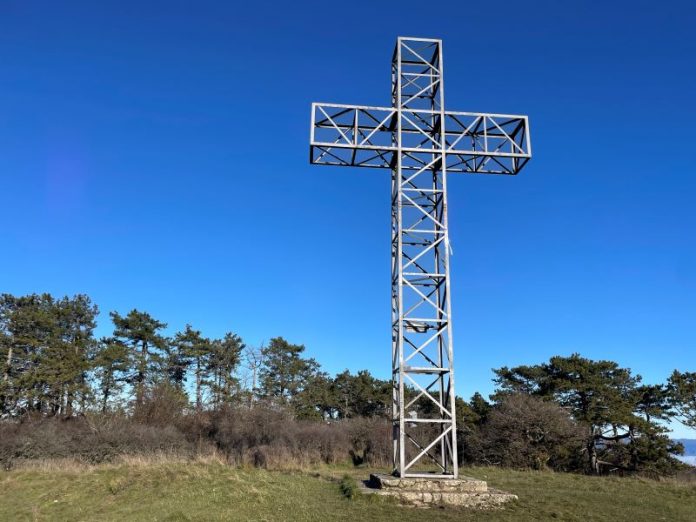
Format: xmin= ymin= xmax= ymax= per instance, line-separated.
xmin=309 ymin=102 xmax=531 ymax=175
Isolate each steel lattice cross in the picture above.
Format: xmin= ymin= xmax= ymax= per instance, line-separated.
xmin=309 ymin=37 xmax=531 ymax=478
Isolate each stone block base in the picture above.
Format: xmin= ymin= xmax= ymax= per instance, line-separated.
xmin=364 ymin=473 xmax=517 ymax=509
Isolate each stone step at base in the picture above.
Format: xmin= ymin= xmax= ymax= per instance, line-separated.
xmin=363 ymin=473 xmax=518 ymax=509
xmin=369 ymin=473 xmax=488 ymax=493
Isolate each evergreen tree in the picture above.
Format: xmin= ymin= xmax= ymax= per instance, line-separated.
xmin=667 ymin=370 xmax=696 ymax=429
xmin=208 ymin=332 xmax=244 ymax=408
xmin=161 ymin=338 xmax=189 ymax=392
xmin=259 ymin=337 xmax=319 ymax=405
xmin=294 ymin=371 xmax=336 ymax=419
xmin=54 ymin=295 xmax=98 ymax=416
xmin=93 ymin=337 xmax=130 ymax=412
xmin=173 ymin=325 xmax=213 ymax=410
xmin=634 ymin=384 xmax=673 ymax=424
xmin=0 ymin=294 xmax=97 ymax=416
xmin=493 ymin=354 xmax=680 ymax=473
xmin=332 ymin=370 xmax=390 ymax=418
xmin=3 ymin=294 xmax=58 ymax=414
xmin=455 ymin=392 xmax=493 ymax=438
xmin=110 ymin=309 xmax=167 ymax=407
xmin=0 ymin=297 xmax=14 ymax=415
xmin=469 ymin=392 xmax=493 ymax=421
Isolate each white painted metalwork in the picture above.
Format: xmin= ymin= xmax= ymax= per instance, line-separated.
xmin=309 ymin=37 xmax=531 ymax=479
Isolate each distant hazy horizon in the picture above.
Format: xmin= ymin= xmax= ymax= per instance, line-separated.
xmin=676 ymin=456 xmax=696 ymax=467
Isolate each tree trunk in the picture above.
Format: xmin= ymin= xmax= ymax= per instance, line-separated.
xmin=196 ymin=357 xmax=202 ymax=411
xmin=102 ymin=370 xmax=112 ymax=413
xmin=628 ymin=427 xmax=638 ymax=471
xmin=3 ymin=345 xmax=11 ymax=383
xmin=66 ymin=385 xmax=73 ymax=417
xmin=65 ymin=339 xmax=80 ymax=417
xmin=102 ymin=386 xmax=110 ymax=413
xmin=251 ymin=364 xmax=257 ymax=407
xmin=588 ymin=426 xmax=600 ymax=474
xmin=1 ymin=345 xmax=11 ymax=413
xmin=136 ymin=341 xmax=148 ymax=406
xmin=216 ymin=368 xmax=222 ymax=409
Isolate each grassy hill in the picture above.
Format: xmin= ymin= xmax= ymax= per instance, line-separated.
xmin=1 ymin=459 xmax=695 ymax=521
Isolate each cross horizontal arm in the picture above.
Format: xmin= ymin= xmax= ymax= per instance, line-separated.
xmin=309 ymin=102 xmax=531 ymax=175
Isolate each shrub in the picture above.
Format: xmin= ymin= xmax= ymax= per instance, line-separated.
xmin=478 ymin=393 xmax=585 ymax=470
xmin=339 ymin=474 xmax=359 ymax=499
xmin=212 ymin=406 xmax=335 ymax=467
xmin=132 ymin=383 xmax=189 ymax=427
xmin=0 ymin=414 xmax=193 ymax=468
xmin=208 ymin=405 xmax=390 ymax=469
xmin=0 ymin=403 xmax=391 ymax=471
xmin=345 ymin=417 xmax=390 ymax=467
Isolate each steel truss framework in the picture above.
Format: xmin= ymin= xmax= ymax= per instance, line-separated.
xmin=309 ymin=37 xmax=531 ymax=479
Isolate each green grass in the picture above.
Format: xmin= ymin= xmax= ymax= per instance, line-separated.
xmin=1 ymin=461 xmax=694 ymax=521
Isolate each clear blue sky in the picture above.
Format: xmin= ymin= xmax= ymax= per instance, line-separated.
xmin=1 ymin=1 xmax=694 ymax=435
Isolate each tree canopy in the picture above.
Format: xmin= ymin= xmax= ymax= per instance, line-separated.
xmin=0 ymin=292 xmax=691 ymax=477
xmin=493 ymin=354 xmax=683 ymax=473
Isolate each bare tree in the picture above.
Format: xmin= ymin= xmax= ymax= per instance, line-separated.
xmin=243 ymin=341 xmax=265 ymax=407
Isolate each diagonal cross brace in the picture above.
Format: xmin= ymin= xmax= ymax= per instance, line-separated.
xmin=311 ymin=104 xmax=530 ymax=173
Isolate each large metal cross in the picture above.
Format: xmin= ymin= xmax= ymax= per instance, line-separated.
xmin=309 ymin=37 xmax=531 ymax=478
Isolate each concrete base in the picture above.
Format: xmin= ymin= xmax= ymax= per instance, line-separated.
xmin=364 ymin=473 xmax=517 ymax=509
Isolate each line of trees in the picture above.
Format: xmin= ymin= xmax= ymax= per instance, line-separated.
xmin=0 ymin=293 xmax=391 ymax=420
xmin=2 ymin=292 xmax=695 ymax=476
xmin=456 ymin=355 xmax=695 ymax=474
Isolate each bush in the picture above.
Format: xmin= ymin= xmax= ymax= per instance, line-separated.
xmin=346 ymin=417 xmax=390 ymax=467
xmin=0 ymin=402 xmax=391 ymax=471
xmin=477 ymin=393 xmax=585 ymax=471
xmin=209 ymin=405 xmax=388 ymax=468
xmin=0 ymin=414 xmax=193 ymax=468
xmin=132 ymin=383 xmax=189 ymax=427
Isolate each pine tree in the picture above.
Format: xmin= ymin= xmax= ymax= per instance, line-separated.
xmin=4 ymin=294 xmax=57 ymax=414
xmin=294 ymin=371 xmax=335 ymax=419
xmin=667 ymin=370 xmax=696 ymax=429
xmin=493 ymin=354 xmax=681 ymax=473
xmin=0 ymin=294 xmax=97 ymax=416
xmin=634 ymin=384 xmax=673 ymax=424
xmin=0 ymin=296 xmax=14 ymax=415
xmin=54 ymin=295 xmax=98 ymax=416
xmin=161 ymin=338 xmax=190 ymax=392
xmin=259 ymin=337 xmax=319 ymax=405
xmin=110 ymin=309 xmax=167 ymax=407
xmin=208 ymin=332 xmax=244 ymax=408
xmin=94 ymin=337 xmax=130 ymax=412
xmin=173 ymin=325 xmax=212 ymax=411
xmin=331 ymin=370 xmax=390 ymax=419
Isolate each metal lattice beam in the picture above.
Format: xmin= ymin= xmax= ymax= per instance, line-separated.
xmin=309 ymin=37 xmax=532 ymax=479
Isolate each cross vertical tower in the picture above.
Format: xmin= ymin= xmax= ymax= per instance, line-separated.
xmin=310 ymin=37 xmax=531 ymax=478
